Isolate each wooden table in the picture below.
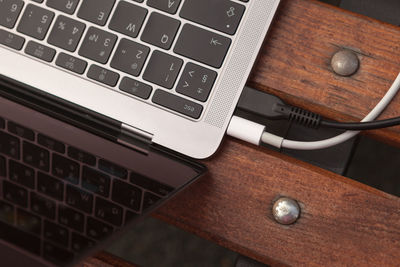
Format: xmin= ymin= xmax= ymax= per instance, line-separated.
xmin=87 ymin=0 xmax=400 ymax=266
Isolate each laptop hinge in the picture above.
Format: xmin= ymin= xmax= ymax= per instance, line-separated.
xmin=118 ymin=123 xmax=153 ymax=155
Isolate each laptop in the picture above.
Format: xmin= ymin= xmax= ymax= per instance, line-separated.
xmin=0 ymin=0 xmax=280 ymax=266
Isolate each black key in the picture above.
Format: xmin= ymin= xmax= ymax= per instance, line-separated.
xmin=130 ymin=172 xmax=174 ymax=196
xmin=17 ymin=4 xmax=55 ymax=40
xmin=68 ymin=146 xmax=96 ymax=166
xmin=56 ymin=53 xmax=88 ymax=74
xmin=52 ymin=154 xmax=80 ymax=184
xmin=58 ymin=206 xmax=84 ymax=232
xmin=180 ymin=0 xmax=245 ymax=35
xmin=143 ymin=51 xmax=183 ymax=89
xmin=23 ymin=141 xmax=50 ymax=171
xmin=8 ymin=121 xmax=34 ymax=141
xmin=66 ymin=185 xmax=93 ymax=213
xmin=111 ymin=180 xmax=142 ymax=211
xmin=124 ymin=210 xmax=139 ymax=225
xmin=37 ymin=133 xmax=65 ymax=154
xmin=87 ymin=65 xmax=119 ymax=87
xmin=110 ymin=38 xmax=150 ymax=77
xmin=0 ymin=131 xmax=20 ymax=159
xmin=38 ymin=172 xmax=64 ymax=201
xmin=0 ymin=156 xmax=6 ymax=177
xmin=71 ymin=233 xmax=95 ymax=252
xmin=9 ymin=160 xmax=35 ymax=189
xmin=174 ymin=24 xmax=231 ymax=68
xmin=82 ymin=166 xmax=110 ymax=197
xmin=48 ymin=15 xmax=85 ymax=52
xmin=0 ymin=0 xmax=24 ymax=28
xmin=0 ymin=117 xmax=4 ymax=129
xmin=44 ymin=220 xmax=69 ymax=246
xmin=120 ymin=77 xmax=153 ymax=100
xmin=95 ymin=197 xmax=123 ymax=226
xmin=0 ymin=29 xmax=25 ymax=50
xmin=176 ymin=63 xmax=217 ymax=102
xmin=143 ymin=191 xmax=162 ymax=211
xmin=0 ymin=201 xmax=14 ymax=224
xmin=31 ymin=192 xmax=56 ymax=219
xmin=86 ymin=217 xmax=113 ymax=240
xmin=147 ymin=0 xmax=181 ymax=14
xmin=25 ymin=41 xmax=56 ymax=62
xmin=46 ymin=0 xmax=80 ymax=14
xmin=79 ymin=27 xmax=117 ymax=64
xmin=152 ymin=89 xmax=203 ymax=119
xmin=77 ymin=0 xmax=115 ymax=26
xmin=98 ymin=159 xmax=127 ymax=179
xmin=3 ymin=180 xmax=28 ymax=207
xmin=16 ymin=209 xmax=41 ymax=234
xmin=108 ymin=1 xmax=147 ymax=38
xmin=141 ymin=12 xmax=180 ymax=50
xmin=43 ymin=242 xmax=74 ymax=266
xmin=0 ymin=220 xmax=41 ymax=255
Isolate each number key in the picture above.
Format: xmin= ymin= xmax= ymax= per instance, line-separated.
xmin=79 ymin=27 xmax=117 ymax=64
xmin=17 ymin=4 xmax=54 ymax=40
xmin=48 ymin=15 xmax=85 ymax=52
xmin=0 ymin=0 xmax=24 ymax=29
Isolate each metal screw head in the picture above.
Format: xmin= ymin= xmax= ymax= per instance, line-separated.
xmin=331 ymin=49 xmax=359 ymax=76
xmin=272 ymin=197 xmax=300 ymax=225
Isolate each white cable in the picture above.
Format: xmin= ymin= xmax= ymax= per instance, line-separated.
xmin=261 ymin=72 xmax=400 ymax=150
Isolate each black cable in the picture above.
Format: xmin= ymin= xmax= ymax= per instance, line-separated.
xmin=320 ymin=117 xmax=400 ymax=130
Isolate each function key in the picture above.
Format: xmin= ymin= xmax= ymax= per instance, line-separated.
xmin=25 ymin=40 xmax=56 ymax=62
xmin=23 ymin=141 xmax=50 ymax=171
xmin=130 ymin=171 xmax=174 ymax=196
xmin=147 ymin=0 xmax=182 ymax=14
xmin=48 ymin=15 xmax=85 ymax=52
xmin=120 ymin=77 xmax=153 ymax=100
xmin=68 ymin=146 xmax=96 ymax=166
xmin=98 ymin=159 xmax=127 ymax=179
xmin=109 ymin=1 xmax=148 ymax=38
xmin=77 ymin=0 xmax=115 ymax=26
xmin=0 ymin=0 xmax=24 ymax=29
xmin=180 ymin=0 xmax=245 ymax=35
xmin=46 ymin=0 xmax=80 ymax=14
xmin=37 ymin=133 xmax=66 ymax=154
xmin=17 ymin=4 xmax=55 ymax=40
xmin=56 ymin=53 xmax=88 ymax=74
xmin=8 ymin=121 xmax=34 ymax=141
xmin=87 ymin=65 xmax=120 ymax=87
xmin=79 ymin=27 xmax=117 ymax=64
xmin=0 ymin=29 xmax=25 ymax=50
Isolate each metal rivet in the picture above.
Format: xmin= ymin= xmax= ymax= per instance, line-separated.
xmin=331 ymin=49 xmax=359 ymax=76
xmin=272 ymin=197 xmax=300 ymax=225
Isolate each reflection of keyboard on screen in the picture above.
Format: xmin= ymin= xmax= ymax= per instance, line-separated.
xmin=0 ymin=0 xmax=248 ymax=119
xmin=0 ymin=116 xmax=173 ymax=265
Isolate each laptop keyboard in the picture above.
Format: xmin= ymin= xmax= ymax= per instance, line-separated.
xmin=0 ymin=116 xmax=174 ymax=265
xmin=0 ymin=0 xmax=248 ymax=120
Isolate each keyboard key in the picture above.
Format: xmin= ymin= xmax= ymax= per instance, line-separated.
xmin=38 ymin=172 xmax=64 ymax=201
xmin=25 ymin=41 xmax=56 ymax=62
xmin=44 ymin=220 xmax=69 ymax=246
xmin=56 ymin=53 xmax=88 ymax=74
xmin=0 ymin=201 xmax=14 ymax=224
xmin=130 ymin=171 xmax=174 ymax=196
xmin=112 ymin=180 xmax=142 ymax=211
xmin=58 ymin=206 xmax=84 ymax=232
xmin=0 ymin=156 xmax=5 ymax=177
xmin=87 ymin=65 xmax=119 ymax=87
xmin=37 ymin=133 xmax=66 ymax=154
xmin=143 ymin=50 xmax=183 ymax=89
xmin=147 ymin=0 xmax=181 ymax=14
xmin=79 ymin=27 xmax=117 ymax=64
xmin=3 ymin=180 xmax=27 ymax=207
xmin=174 ymin=24 xmax=231 ymax=68
xmin=86 ymin=217 xmax=113 ymax=240
xmin=110 ymin=38 xmax=150 ymax=77
xmin=9 ymin=160 xmax=35 ymax=189
xmin=31 ymin=192 xmax=56 ymax=219
xmin=0 ymin=220 xmax=41 ymax=255
xmin=98 ymin=159 xmax=127 ymax=179
xmin=120 ymin=77 xmax=153 ymax=100
xmin=48 ymin=15 xmax=85 ymax=52
xmin=68 ymin=146 xmax=96 ymax=166
xmin=43 ymin=242 xmax=74 ymax=265
xmin=16 ymin=209 xmax=41 ymax=235
xmin=82 ymin=166 xmax=110 ymax=197
xmin=77 ymin=0 xmax=115 ymax=26
xmin=152 ymin=89 xmax=203 ymax=119
xmin=0 ymin=0 xmax=24 ymax=28
xmin=176 ymin=63 xmax=217 ymax=102
xmin=46 ymin=0 xmax=80 ymax=14
xmin=0 ymin=131 xmax=20 ymax=159
xmin=23 ymin=141 xmax=50 ymax=171
xmin=0 ymin=29 xmax=25 ymax=50
xmin=52 ymin=154 xmax=80 ymax=184
xmin=17 ymin=4 xmax=55 ymax=40
xmin=71 ymin=233 xmax=95 ymax=252
xmin=66 ymin=185 xmax=93 ymax=213
xmin=180 ymin=0 xmax=245 ymax=35
xmin=109 ymin=1 xmax=147 ymax=38
xmin=95 ymin=197 xmax=123 ymax=226
xmin=143 ymin=191 xmax=162 ymax=211
xmin=8 ymin=121 xmax=34 ymax=141
xmin=0 ymin=117 xmax=4 ymax=129
xmin=141 ymin=12 xmax=180 ymax=50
